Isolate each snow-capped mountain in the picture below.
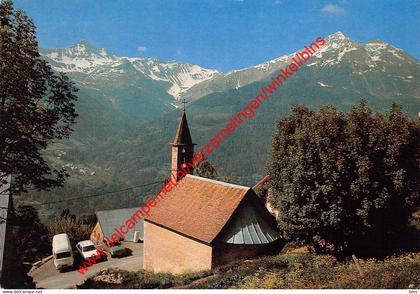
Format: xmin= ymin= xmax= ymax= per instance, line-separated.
xmin=182 ymin=32 xmax=419 ymax=101
xmin=40 ymin=41 xmax=120 ymax=72
xmin=40 ymin=41 xmax=219 ymax=100
xmin=39 ymin=32 xmax=418 ymax=124
xmin=236 ymin=31 xmax=416 ymax=71
xmin=128 ymin=58 xmax=220 ymax=99
xmin=308 ymin=32 xmax=417 ymax=68
xmin=40 ymin=32 xmax=418 ymax=104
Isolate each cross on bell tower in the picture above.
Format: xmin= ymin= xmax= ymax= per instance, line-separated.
xmin=181 ymin=98 xmax=187 ymax=112
xmin=171 ymin=106 xmax=196 ymax=180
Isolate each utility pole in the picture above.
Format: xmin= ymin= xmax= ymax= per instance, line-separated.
xmin=0 ymin=174 xmax=12 ymax=288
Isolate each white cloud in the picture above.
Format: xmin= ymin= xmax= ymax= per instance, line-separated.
xmin=137 ymin=46 xmax=147 ymax=54
xmin=321 ymin=4 xmax=346 ymax=14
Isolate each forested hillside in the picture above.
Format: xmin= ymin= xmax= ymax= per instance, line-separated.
xmin=19 ymin=32 xmax=419 ymax=221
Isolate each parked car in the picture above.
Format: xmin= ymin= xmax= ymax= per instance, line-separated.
xmin=76 ymin=240 xmax=104 ymax=261
xmin=100 ymin=241 xmax=127 ymax=258
xmin=52 ymin=233 xmax=74 ymax=271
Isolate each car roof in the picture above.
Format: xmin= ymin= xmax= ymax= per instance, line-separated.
xmin=52 ymin=234 xmax=71 ymax=251
xmin=53 ymin=233 xmax=70 ymax=243
xmin=77 ymin=240 xmax=94 ymax=247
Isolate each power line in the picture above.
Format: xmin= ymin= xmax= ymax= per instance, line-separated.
xmin=32 ymin=180 xmax=165 ymax=207
xmin=24 ymin=173 xmax=251 ymax=208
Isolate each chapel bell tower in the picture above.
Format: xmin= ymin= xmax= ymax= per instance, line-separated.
xmin=171 ymin=109 xmax=195 ymax=180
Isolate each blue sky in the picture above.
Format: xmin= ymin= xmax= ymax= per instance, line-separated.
xmin=14 ymin=0 xmax=419 ymax=72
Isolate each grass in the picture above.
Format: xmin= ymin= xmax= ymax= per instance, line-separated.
xmin=233 ymin=252 xmax=420 ymax=289
xmin=78 ymin=268 xmax=212 ymax=289
xmin=78 ymin=251 xmax=420 ymax=289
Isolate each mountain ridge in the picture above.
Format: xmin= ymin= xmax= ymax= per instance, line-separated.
xmin=40 ymin=41 xmax=220 ymax=101
xmin=40 ymin=32 xmax=418 ymax=104
xmin=182 ymin=32 xmax=419 ymax=101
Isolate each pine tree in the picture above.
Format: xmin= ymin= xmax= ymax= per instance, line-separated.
xmin=0 ymin=0 xmax=78 ymax=192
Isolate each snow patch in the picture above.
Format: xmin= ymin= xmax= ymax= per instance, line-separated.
xmin=317 ymin=82 xmax=332 ymax=88
xmin=228 ymin=53 xmax=294 ymax=75
xmin=337 ymin=47 xmax=358 ymax=62
xmin=387 ymin=48 xmax=405 ymax=60
xmin=366 ymin=42 xmax=387 ymax=51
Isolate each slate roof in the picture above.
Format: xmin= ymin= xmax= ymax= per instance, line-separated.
xmin=218 ymin=201 xmax=280 ymax=244
xmin=173 ymin=111 xmax=193 ymax=145
xmin=96 ymin=207 xmax=144 ymax=242
xmin=146 ymin=175 xmax=272 ymax=244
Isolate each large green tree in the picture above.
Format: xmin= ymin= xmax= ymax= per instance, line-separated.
xmin=268 ymin=103 xmax=419 ymax=257
xmin=0 ymin=0 xmax=78 ymax=193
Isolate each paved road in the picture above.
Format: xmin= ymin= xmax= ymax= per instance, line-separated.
xmin=29 ymin=242 xmax=143 ymax=289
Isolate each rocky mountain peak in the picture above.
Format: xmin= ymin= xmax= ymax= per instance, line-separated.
xmin=328 ymin=31 xmax=346 ymax=40
xmin=70 ymin=40 xmax=110 ymax=57
xmin=40 ymin=42 xmax=219 ymax=100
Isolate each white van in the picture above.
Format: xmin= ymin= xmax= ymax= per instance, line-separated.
xmin=52 ymin=233 xmax=74 ymax=271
